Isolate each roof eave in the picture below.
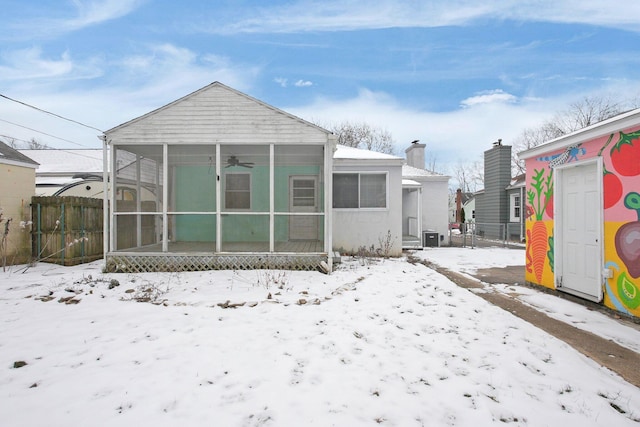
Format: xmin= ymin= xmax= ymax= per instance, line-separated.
xmin=519 ymin=108 xmax=640 ymax=160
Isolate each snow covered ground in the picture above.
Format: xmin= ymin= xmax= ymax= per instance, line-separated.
xmin=1 ymin=247 xmax=639 ymax=426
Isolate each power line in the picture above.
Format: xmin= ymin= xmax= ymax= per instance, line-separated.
xmin=0 ymin=93 xmax=104 ymax=133
xmin=0 ymin=118 xmax=90 ymax=148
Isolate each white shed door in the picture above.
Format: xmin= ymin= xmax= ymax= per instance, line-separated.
xmin=289 ymin=176 xmax=318 ymax=240
xmin=558 ymin=161 xmax=602 ymax=301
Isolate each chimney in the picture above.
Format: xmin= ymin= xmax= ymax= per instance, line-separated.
xmin=405 ymin=140 xmax=426 ymax=169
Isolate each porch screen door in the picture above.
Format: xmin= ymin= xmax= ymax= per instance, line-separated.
xmin=289 ymin=176 xmax=318 ymax=240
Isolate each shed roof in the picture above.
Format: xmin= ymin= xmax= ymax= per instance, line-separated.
xmin=19 ymin=149 xmax=103 ymax=175
xmin=519 ymin=107 xmax=640 ymax=160
xmin=0 ymin=141 xmax=39 ymax=168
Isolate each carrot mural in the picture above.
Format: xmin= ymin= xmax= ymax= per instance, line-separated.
xmin=527 ymin=168 xmax=553 ymax=283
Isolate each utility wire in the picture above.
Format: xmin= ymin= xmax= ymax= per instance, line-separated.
xmin=0 ymin=118 xmax=89 ymax=148
xmin=0 ymin=93 xmax=104 ymax=133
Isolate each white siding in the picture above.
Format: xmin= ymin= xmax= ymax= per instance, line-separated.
xmin=332 ymin=164 xmax=403 ymax=256
xmin=107 ymin=82 xmax=329 ymax=145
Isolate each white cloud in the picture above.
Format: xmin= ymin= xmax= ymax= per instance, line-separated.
xmin=460 ymin=90 xmax=518 ymax=108
xmin=208 ymin=1 xmax=640 ymax=34
xmin=294 ymin=80 xmax=313 ymax=87
xmin=0 ymin=47 xmax=103 ymax=82
xmin=287 ymin=85 xmax=626 ymax=177
xmin=3 ymin=0 xmax=145 ymax=40
xmin=67 ymin=0 xmax=146 ymax=29
xmin=274 ymin=78 xmax=288 ymax=87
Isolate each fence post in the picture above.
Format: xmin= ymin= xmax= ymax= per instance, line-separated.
xmin=503 ymin=223 xmax=507 ymax=247
xmin=36 ymin=203 xmax=41 ymax=259
xmin=81 ymin=204 xmax=85 ymax=263
xmin=60 ymin=203 xmax=65 ymax=265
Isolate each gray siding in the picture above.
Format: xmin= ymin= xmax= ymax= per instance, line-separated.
xmin=476 ymin=145 xmax=512 ymax=226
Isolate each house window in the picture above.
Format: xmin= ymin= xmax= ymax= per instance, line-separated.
xmin=510 ymin=193 xmax=521 ymax=222
xmin=225 ymin=173 xmax=250 ymax=210
xmin=333 ymin=173 xmax=387 ymax=209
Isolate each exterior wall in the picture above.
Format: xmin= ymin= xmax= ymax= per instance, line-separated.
xmin=476 ymin=145 xmax=511 ymax=225
xmin=506 ymin=186 xmax=525 ymax=241
xmin=420 ymin=178 xmax=450 ymax=240
xmin=475 ymin=145 xmax=511 ymax=239
xmin=523 ymin=120 xmax=640 ymax=318
xmin=0 ymin=164 xmax=35 ymax=264
xmin=332 ymin=164 xmax=403 ymax=256
xmin=108 ymin=83 xmax=328 ymax=146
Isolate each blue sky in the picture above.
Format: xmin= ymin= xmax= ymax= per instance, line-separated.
xmin=1 ymin=0 xmax=639 ymax=175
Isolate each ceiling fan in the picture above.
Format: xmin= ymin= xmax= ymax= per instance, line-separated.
xmin=226 ymin=155 xmax=254 ymax=168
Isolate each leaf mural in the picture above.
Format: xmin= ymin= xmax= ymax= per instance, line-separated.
xmin=617 ymin=272 xmax=640 ymax=309
xmin=527 ymin=168 xmax=553 ymax=283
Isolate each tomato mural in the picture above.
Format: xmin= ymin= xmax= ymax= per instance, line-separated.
xmin=524 ymin=121 xmax=640 ymax=319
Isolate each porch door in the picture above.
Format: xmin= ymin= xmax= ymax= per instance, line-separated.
xmin=289 ymin=176 xmax=318 ymax=240
xmin=558 ymin=160 xmax=603 ymax=301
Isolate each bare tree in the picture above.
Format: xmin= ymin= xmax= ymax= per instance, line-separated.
xmin=512 ymin=95 xmax=637 ymax=174
xmin=0 ymin=136 xmax=19 ymax=148
xmin=451 ymin=159 xmax=483 ymax=193
xmin=328 ymin=121 xmax=395 ymax=154
xmin=26 ymin=138 xmax=49 ymax=149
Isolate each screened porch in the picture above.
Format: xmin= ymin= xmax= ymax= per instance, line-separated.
xmin=108 ymin=143 xmax=330 ymax=270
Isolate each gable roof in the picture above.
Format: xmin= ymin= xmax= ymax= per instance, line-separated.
xmin=105 ymin=81 xmax=332 ymax=137
xmin=0 ymin=141 xmax=39 ymax=168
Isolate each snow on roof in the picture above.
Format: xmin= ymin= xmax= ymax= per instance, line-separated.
xmin=333 ymin=145 xmax=402 ymax=161
xmin=19 ymin=149 xmax=104 ymax=175
xmin=402 ymin=164 xmax=446 ymax=178
xmin=402 ymin=179 xmax=421 ymax=187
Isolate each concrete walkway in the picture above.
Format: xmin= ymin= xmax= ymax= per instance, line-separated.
xmin=420 ymin=261 xmax=640 ymax=389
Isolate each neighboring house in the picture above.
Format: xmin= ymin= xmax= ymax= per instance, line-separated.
xmin=0 ymin=141 xmax=38 ymax=265
xmin=519 ymin=108 xmax=640 ymax=320
xmin=402 ymin=142 xmax=450 ymax=247
xmin=332 ymin=145 xmax=403 ymax=255
xmin=474 ymin=142 xmax=526 ymax=241
xmin=18 ymin=149 xmax=105 ymax=197
xmin=449 ymin=190 xmax=475 ymax=225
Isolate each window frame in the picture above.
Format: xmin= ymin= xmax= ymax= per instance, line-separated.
xmin=510 ymin=193 xmax=521 ymax=222
xmin=224 ymin=172 xmax=252 ymax=211
xmin=332 ymin=172 xmax=388 ymax=210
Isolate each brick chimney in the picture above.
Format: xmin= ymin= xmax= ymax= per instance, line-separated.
xmin=405 ymin=140 xmax=426 ymax=169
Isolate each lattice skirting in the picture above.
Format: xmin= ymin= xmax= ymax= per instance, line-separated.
xmin=106 ymin=253 xmax=329 ymax=273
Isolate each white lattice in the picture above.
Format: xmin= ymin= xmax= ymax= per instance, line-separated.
xmin=106 ymin=253 xmax=327 ymax=273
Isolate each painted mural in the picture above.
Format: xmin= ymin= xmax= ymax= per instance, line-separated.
xmin=525 ymin=125 xmax=640 ymax=318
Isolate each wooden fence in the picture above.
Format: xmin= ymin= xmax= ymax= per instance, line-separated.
xmin=31 ymin=196 xmax=103 ymax=266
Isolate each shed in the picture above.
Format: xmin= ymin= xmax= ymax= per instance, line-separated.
xmin=519 ymin=108 xmax=640 ymax=319
xmin=0 ymin=141 xmax=38 ymax=265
